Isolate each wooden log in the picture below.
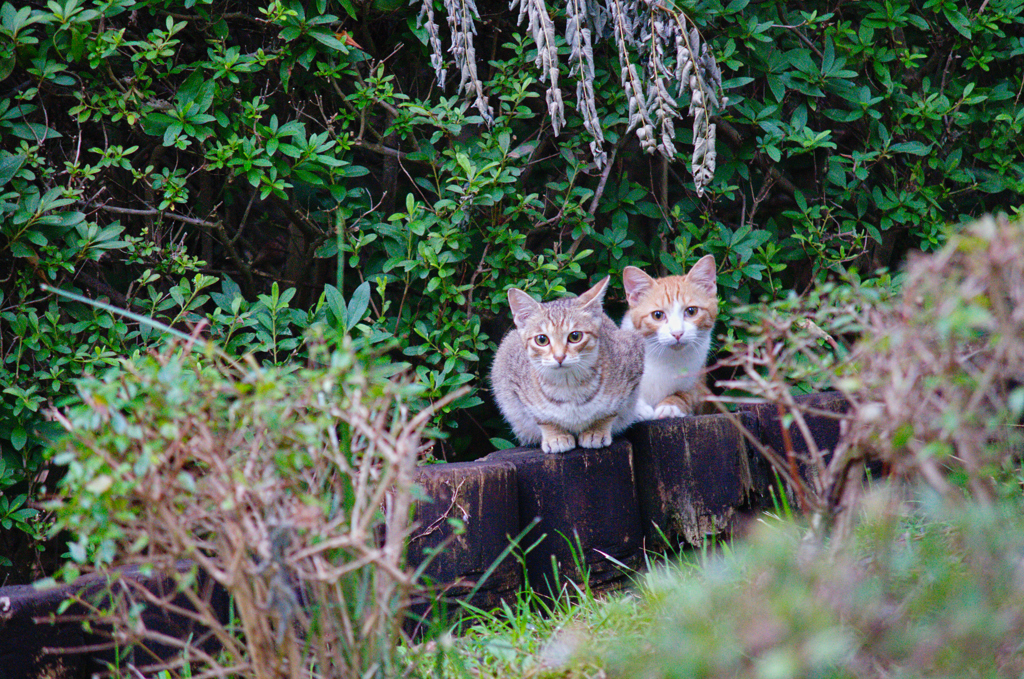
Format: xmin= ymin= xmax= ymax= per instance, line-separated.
xmin=407 ymin=460 xmax=521 ymax=624
xmin=485 ymin=439 xmax=642 ymax=596
xmin=627 ymin=412 xmax=761 ymax=549
xmin=0 ymin=582 xmax=89 ymax=679
xmin=0 ymin=391 xmax=851 ymax=668
xmin=0 ymin=565 xmax=229 ymax=678
xmin=743 ymin=391 xmax=850 ymax=480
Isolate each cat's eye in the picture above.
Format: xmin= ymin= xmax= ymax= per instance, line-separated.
xmin=651 ymin=310 xmax=665 ymax=320
xmin=567 ymin=331 xmax=583 ymax=343
xmin=534 ymin=334 xmax=550 ymax=346
xmin=685 ymin=306 xmax=699 ymax=317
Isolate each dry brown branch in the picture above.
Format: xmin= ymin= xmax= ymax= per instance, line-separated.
xmin=51 ymin=342 xmax=469 ymax=678
xmin=713 ymin=214 xmax=1024 ymax=545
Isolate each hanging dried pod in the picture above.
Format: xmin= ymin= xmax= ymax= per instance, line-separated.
xmin=417 ymin=0 xmax=727 ymax=190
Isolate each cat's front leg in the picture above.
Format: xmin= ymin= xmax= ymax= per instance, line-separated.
xmin=578 ymin=415 xmax=614 ymax=449
xmin=653 ymin=393 xmax=693 ymax=419
xmin=655 ymin=382 xmax=712 ymax=418
xmin=538 ymin=422 xmax=576 ymax=453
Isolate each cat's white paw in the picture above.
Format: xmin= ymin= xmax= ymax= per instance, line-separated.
xmin=578 ymin=429 xmax=612 ymax=449
xmin=635 ymin=401 xmax=657 ymax=421
xmin=654 ymin=404 xmax=688 ymax=419
xmin=541 ymin=434 xmax=576 ymax=454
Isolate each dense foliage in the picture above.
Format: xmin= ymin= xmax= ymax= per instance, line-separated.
xmin=1 ymin=0 xmax=1022 ymax=578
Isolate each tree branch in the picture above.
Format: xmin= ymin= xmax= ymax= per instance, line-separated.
xmin=98 ymin=204 xmax=221 ymax=229
xmin=350 ymin=138 xmax=408 ymax=160
xmin=269 ymin=195 xmax=322 ymax=242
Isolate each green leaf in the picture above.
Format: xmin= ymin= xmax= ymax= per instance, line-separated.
xmin=944 ymin=8 xmax=972 ymax=39
xmin=0 ymin=154 xmax=25 ymax=187
xmin=324 ymin=284 xmax=347 ymax=327
xmin=337 ymin=0 xmax=358 ymax=19
xmin=10 ymin=121 xmax=61 ymax=141
xmin=345 ymin=281 xmax=371 ymax=332
xmin=793 ymin=190 xmax=808 ymax=212
xmin=68 ymin=539 xmax=87 ymax=563
xmin=659 ymin=251 xmax=684 ymax=275
xmin=163 ymin=122 xmax=183 ymax=146
xmin=890 ymin=141 xmax=931 ymax=156
xmin=23 ymin=229 xmax=48 ymax=247
xmin=821 ymin=35 xmax=835 ymax=74
xmin=10 ymin=426 xmax=27 ymax=451
xmin=10 ymin=240 xmax=34 ymax=258
xmin=635 ymin=201 xmax=663 ymax=219
xmin=309 ymin=29 xmax=349 ymax=53
xmin=339 ymin=164 xmax=370 ymax=177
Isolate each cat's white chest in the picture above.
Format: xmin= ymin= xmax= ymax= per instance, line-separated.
xmin=639 ymin=338 xmax=706 ymax=403
xmin=619 ymin=258 xmax=718 ymax=416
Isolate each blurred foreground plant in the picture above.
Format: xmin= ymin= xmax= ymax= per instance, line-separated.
xmin=597 ymin=491 xmax=1024 ymax=679
xmin=401 ymin=487 xmax=1024 ymax=678
xmin=711 ymin=214 xmax=1024 ymax=537
xmin=838 ymin=215 xmax=1024 ymax=503
xmin=47 ymin=337 xmax=464 ymax=678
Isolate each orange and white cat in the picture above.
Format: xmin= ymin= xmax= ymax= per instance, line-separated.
xmin=621 ymin=255 xmax=718 ymax=419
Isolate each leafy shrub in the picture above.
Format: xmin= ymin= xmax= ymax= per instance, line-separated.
xmin=597 ymin=494 xmax=1024 ymax=679
xmin=837 ymin=215 xmax=1024 ymax=502
xmin=711 ymin=215 xmax=1024 ymax=544
xmin=47 ymin=336 xmax=461 ymax=678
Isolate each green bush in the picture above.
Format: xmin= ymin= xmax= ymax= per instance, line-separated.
xmin=597 ymin=493 xmax=1024 ymax=679
xmin=838 ymin=215 xmax=1024 ymax=504
xmin=2 ymin=0 xmax=1022 ymax=578
xmin=711 ymin=214 xmax=1024 ymax=539
xmin=47 ymin=336 xmax=459 ymax=678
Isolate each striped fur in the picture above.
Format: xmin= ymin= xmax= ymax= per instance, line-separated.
xmin=491 ymin=277 xmax=644 ymax=453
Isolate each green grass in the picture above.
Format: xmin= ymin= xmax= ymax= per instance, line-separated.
xmin=402 ymin=486 xmax=1024 ymax=679
xmin=400 ymin=517 xmax=751 ymax=678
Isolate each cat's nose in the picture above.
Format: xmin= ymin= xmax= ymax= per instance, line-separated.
xmin=671 ymin=331 xmax=685 ymax=341
xmin=554 ymin=353 xmax=566 ymax=365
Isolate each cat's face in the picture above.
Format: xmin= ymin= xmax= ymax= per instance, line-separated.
xmin=623 ymin=255 xmax=718 ymax=352
xmin=506 ymin=277 xmax=609 ymax=375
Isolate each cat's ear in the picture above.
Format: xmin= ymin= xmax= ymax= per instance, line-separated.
xmin=577 ymin=276 xmax=610 ymax=312
xmin=507 ymin=288 xmax=541 ymax=327
xmin=687 ymin=255 xmax=717 ymax=297
xmin=622 ymin=266 xmax=655 ymax=306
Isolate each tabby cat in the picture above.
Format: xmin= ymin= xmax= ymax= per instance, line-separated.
xmin=491 ymin=277 xmax=645 ymax=453
xmin=621 ymin=255 xmax=718 ymax=419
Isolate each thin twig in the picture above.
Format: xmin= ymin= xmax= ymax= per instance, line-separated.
xmin=98 ymin=204 xmax=221 ymax=229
